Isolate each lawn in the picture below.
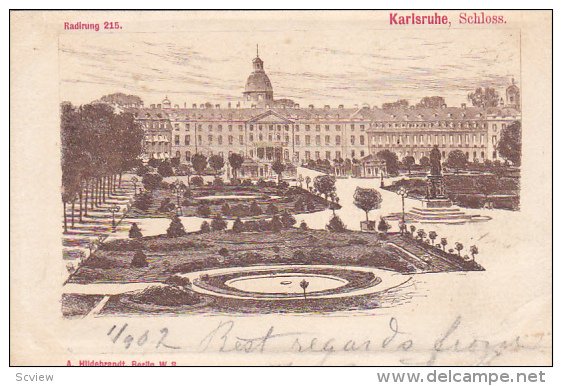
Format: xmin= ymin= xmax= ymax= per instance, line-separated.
xmin=128 ymin=183 xmax=334 ymax=220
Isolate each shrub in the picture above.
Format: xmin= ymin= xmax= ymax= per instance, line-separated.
xmin=294 ymin=198 xmax=305 ymax=212
xmin=165 ymin=275 xmax=191 ymax=288
xmin=232 ymin=217 xmax=244 ymax=233
xmin=200 ymin=221 xmax=211 ymax=233
xmin=378 ymin=217 xmax=391 ymax=234
xmin=326 ymin=215 xmax=347 ymax=232
xmin=230 ymin=178 xmax=241 ymax=186
xmin=136 ymin=164 xmax=150 ymax=176
xmin=191 ymin=176 xmax=204 ymax=187
xmin=211 ymin=215 xmax=228 ymax=231
xmin=306 ymin=198 xmax=316 ymax=212
xmin=218 ymin=247 xmax=229 ymax=257
xmin=197 ymin=204 xmax=212 ymax=217
xmin=158 ymin=198 xmax=175 ymax=213
xmin=299 ymin=221 xmax=309 ymax=230
xmin=280 ymin=211 xmax=296 ymax=228
xmin=128 ymin=223 xmax=143 ymax=239
xmin=249 ymin=201 xmax=262 ymax=216
xmin=270 ymin=215 xmax=284 ymax=232
xmin=133 ymin=193 xmax=152 ymax=211
xmin=230 ymin=204 xmax=250 ymax=217
xmin=293 ymin=249 xmax=307 ymax=261
xmin=266 ymin=203 xmax=279 ymax=215
xmin=166 ymin=216 xmax=187 ymax=238
xmin=213 ymin=177 xmax=224 ymax=186
xmin=221 ymin=202 xmax=231 ymax=216
xmin=131 ymin=250 xmax=148 ymax=268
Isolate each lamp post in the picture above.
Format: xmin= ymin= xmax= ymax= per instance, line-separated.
xmin=131 ymin=176 xmax=138 ymax=195
xmin=397 ymin=187 xmax=408 ymax=234
xmin=109 ymin=204 xmax=120 ymax=231
xmin=172 ymin=179 xmax=187 ymax=216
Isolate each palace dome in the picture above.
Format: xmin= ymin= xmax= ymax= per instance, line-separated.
xmin=245 ymin=71 xmax=273 ymax=93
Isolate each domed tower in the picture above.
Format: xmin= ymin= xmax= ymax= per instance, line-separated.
xmin=243 ymin=45 xmax=274 ymax=104
xmin=505 ymin=78 xmax=520 ymax=110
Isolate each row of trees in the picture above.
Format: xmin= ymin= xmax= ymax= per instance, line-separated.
xmin=61 ymin=103 xmax=144 ymax=233
xmin=381 ymin=87 xmax=507 ymax=111
xmin=407 ymin=225 xmax=479 ymax=261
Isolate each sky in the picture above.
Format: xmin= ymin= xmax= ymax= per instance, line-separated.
xmin=59 ymin=16 xmax=520 ymax=108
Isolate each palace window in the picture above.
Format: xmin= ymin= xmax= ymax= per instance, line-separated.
xmin=295 ymin=125 xmax=300 ymax=131
xmin=228 ymin=135 xmax=233 ymax=145
xmin=351 ymin=150 xmax=355 ymax=158
xmin=218 ymin=125 xmax=223 ymax=131
xmin=185 ymin=135 xmax=190 ymax=145
xmin=360 ymin=125 xmax=365 ymax=131
xmin=208 ymin=135 xmax=213 ymax=144
xmin=305 ymin=151 xmax=310 ymax=160
xmin=325 ymin=135 xmax=330 ymax=144
xmin=218 ymin=135 xmax=223 ymax=145
xmin=208 ymin=124 xmax=213 ymax=131
xmin=239 ymin=135 xmax=244 ymax=145
xmin=228 ymin=125 xmax=232 ymax=131
xmin=315 ymin=151 xmax=320 ymax=160
xmin=185 ymin=151 xmax=191 ymax=160
xmin=295 ymin=135 xmax=300 ymax=145
xmin=350 ymin=124 xmax=355 ymax=131
xmin=174 ymin=135 xmax=180 ymax=145
xmin=316 ymin=125 xmax=321 ymax=131
xmin=326 ymin=151 xmax=331 ymax=160
xmin=360 ymin=135 xmax=365 ymax=145
xmin=249 ymin=133 xmax=254 ymax=141
xmin=360 ymin=150 xmax=365 ymax=157
xmin=325 ymin=125 xmax=330 ymax=131
xmin=336 ymin=125 xmax=341 ymax=131
xmin=316 ymin=135 xmax=321 ymax=146
xmin=350 ymin=135 xmax=355 ymax=145
xmin=336 ymin=135 xmax=341 ymax=145
xmin=305 ymin=125 xmax=311 ymax=131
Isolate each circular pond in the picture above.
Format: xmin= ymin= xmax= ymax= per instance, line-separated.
xmin=179 ymin=265 xmax=411 ymax=301
xmin=225 ymin=273 xmax=348 ymax=295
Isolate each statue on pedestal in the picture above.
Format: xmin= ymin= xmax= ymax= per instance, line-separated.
xmin=426 ymin=145 xmax=447 ymax=199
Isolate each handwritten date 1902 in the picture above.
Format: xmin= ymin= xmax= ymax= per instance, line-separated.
xmin=107 ymin=324 xmax=180 ymax=350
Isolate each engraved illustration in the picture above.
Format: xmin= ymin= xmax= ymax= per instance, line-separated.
xmin=59 ymin=29 xmax=522 ymax=318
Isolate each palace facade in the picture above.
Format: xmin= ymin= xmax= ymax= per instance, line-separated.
xmin=130 ymin=50 xmax=520 ymax=178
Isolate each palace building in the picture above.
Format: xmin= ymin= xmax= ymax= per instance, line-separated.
xmin=131 ymin=50 xmax=520 ymax=178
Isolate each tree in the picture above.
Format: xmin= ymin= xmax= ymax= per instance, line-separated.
xmin=299 ymin=221 xmax=309 ymax=230
xmin=99 ymin=92 xmax=143 ymax=108
xmin=410 ymin=225 xmax=416 ymax=235
xmin=416 ymin=96 xmax=446 ymax=109
xmin=428 ymin=231 xmax=438 ymax=245
xmin=157 ymin=161 xmax=174 ymax=177
xmin=249 ymin=201 xmax=262 ymax=216
xmin=300 ymin=279 xmax=309 ymax=299
xmin=228 ymin=153 xmax=244 ymax=179
xmin=221 ymin=202 xmax=231 ymax=216
xmin=305 ymin=176 xmax=311 ymax=190
xmin=353 ymin=187 xmax=382 ymax=224
xmin=440 ymin=237 xmax=448 ymax=250
xmin=377 ymin=217 xmax=391 ymax=234
xmin=166 ymin=216 xmax=186 ymax=237
xmin=272 ymin=160 xmax=285 ymax=184
xmin=470 ymin=245 xmax=479 ymax=261
xmin=497 ymin=121 xmax=522 ymax=166
xmin=376 ymin=150 xmax=399 ymax=175
xmin=455 ymin=242 xmax=464 ymax=256
xmin=420 ymin=156 xmax=430 ymax=168
xmin=129 ymin=223 xmax=143 ymax=239
xmin=382 ymin=99 xmax=409 ymax=109
xmin=208 ymin=155 xmax=225 ymax=175
xmin=191 ymin=153 xmax=208 ymax=176
xmin=417 ymin=228 xmax=427 ymax=241
xmin=131 ymin=250 xmax=148 ymax=268
xmin=326 ymin=214 xmax=346 ymax=232
xmin=468 ymin=87 xmax=499 ymax=108
xmin=142 ymin=173 xmax=162 ymax=191
xmin=402 ymin=156 xmax=415 ymax=175
xmin=211 ymin=214 xmax=227 ymax=231
xmin=447 ymin=150 xmax=468 ymax=173
xmin=313 ymin=175 xmax=336 ymax=199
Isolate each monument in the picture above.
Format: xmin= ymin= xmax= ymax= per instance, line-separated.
xmin=423 ymin=145 xmax=452 ymax=208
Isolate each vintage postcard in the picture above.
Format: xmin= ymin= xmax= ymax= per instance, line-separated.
xmin=10 ymin=10 xmax=552 ymax=366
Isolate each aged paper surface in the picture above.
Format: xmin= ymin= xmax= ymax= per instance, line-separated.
xmin=10 ymin=10 xmax=551 ymax=366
